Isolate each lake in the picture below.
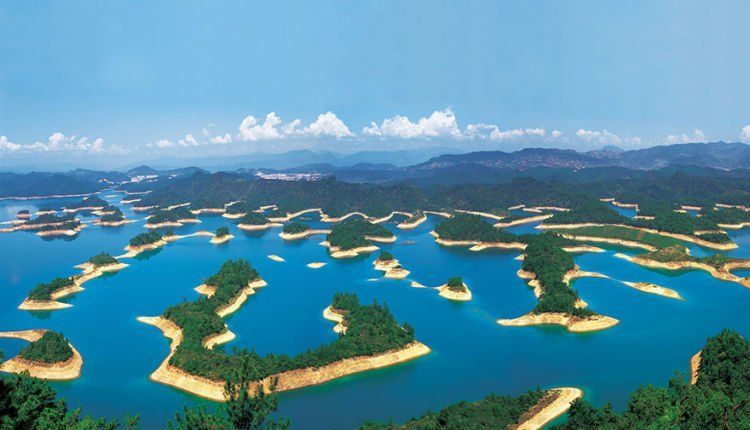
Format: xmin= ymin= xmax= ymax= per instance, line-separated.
xmin=1 ymin=192 xmax=749 ymax=429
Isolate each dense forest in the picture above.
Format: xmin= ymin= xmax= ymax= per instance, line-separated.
xmin=545 ymin=202 xmax=628 ymax=225
xmin=331 ymin=292 xmax=360 ymax=312
xmin=88 ymin=252 xmax=119 ymax=266
xmin=19 ymin=331 xmax=73 ymax=364
xmin=282 ymin=221 xmax=309 ymax=234
xmin=327 ymin=218 xmax=394 ymax=250
xmin=446 ymin=277 xmax=466 ymax=293
xmin=236 ymin=212 xmax=271 ymax=225
xmin=39 ymin=220 xmax=81 ymax=232
xmin=377 ymin=251 xmax=394 ymax=261
xmin=358 ymin=389 xmax=544 ymax=429
xmin=434 ymin=213 xmax=517 ymax=243
xmin=28 ymin=277 xmax=75 ymax=301
xmin=148 ymin=206 xmax=195 ymax=224
xmin=556 ymin=330 xmax=750 ymax=429
xmin=215 ymin=226 xmax=230 ymax=237
xmin=520 ymin=233 xmax=592 ymax=317
xmin=128 ymin=231 xmax=164 ymax=247
xmin=161 ymin=260 xmax=414 ymax=382
xmin=65 ymin=196 xmax=108 ymax=210
xmin=25 ymin=213 xmax=76 ymax=226
xmin=100 ymin=206 xmax=125 ymax=222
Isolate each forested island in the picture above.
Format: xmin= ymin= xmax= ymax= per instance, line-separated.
xmin=235 ymin=212 xmax=280 ymax=231
xmin=0 ymin=329 xmax=82 ymax=380
xmin=210 ymin=226 xmax=234 ymax=244
xmin=125 ymin=231 xmax=169 ymax=255
xmin=63 ymin=196 xmax=108 ymax=213
xmin=437 ymin=276 xmax=472 ymax=301
xmin=146 ymin=206 xmax=199 ymax=228
xmin=279 ymin=221 xmax=330 ymax=240
xmin=140 ymin=259 xmax=429 ymax=401
xmin=325 ymin=218 xmax=395 ymax=258
xmin=96 ymin=206 xmax=131 ymax=226
xmin=498 ymin=233 xmax=619 ymax=332
xmin=433 ymin=213 xmax=524 ymax=250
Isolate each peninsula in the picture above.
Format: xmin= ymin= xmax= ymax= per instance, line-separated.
xmin=0 ymin=330 xmax=82 ymax=380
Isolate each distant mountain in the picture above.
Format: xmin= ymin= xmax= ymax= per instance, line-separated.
xmin=0 ymin=172 xmax=104 ymax=198
xmin=126 ymin=165 xmax=206 ymax=178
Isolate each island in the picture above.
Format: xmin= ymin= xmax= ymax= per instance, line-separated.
xmin=124 ymin=231 xmax=168 ymax=256
xmin=278 ymin=221 xmax=331 ymax=240
xmin=236 ymin=212 xmax=282 ymax=231
xmin=0 ymin=330 xmax=82 ymax=380
xmin=498 ymin=233 xmax=619 ymax=332
xmin=94 ymin=206 xmax=132 ymax=226
xmin=324 ymin=218 xmax=395 ymax=258
xmin=19 ymin=253 xmax=127 ymax=310
xmin=210 ymin=226 xmax=234 ymax=244
xmin=139 ymin=259 xmax=430 ymax=401
xmin=396 ymin=211 xmax=427 ymax=229
xmin=372 ymin=251 xmax=410 ymax=279
xmin=62 ymin=196 xmax=107 ymax=213
xmin=145 ymin=206 xmax=200 ymax=228
xmin=432 ymin=213 xmax=526 ymax=251
xmin=36 ymin=219 xmax=84 ymax=237
xmin=16 ymin=209 xmax=31 ymax=220
xmin=437 ymin=276 xmax=472 ymax=301
xmin=222 ymin=201 xmax=255 ymax=219
xmin=615 ymin=245 xmax=750 ymax=288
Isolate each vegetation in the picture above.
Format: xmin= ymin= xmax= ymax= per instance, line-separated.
xmin=549 ymin=225 xmax=682 ymax=249
xmin=446 ymin=277 xmax=466 ymax=293
xmin=161 ymin=260 xmax=414 ymax=382
xmin=215 ymin=226 xmax=230 ymax=238
xmin=148 ymin=206 xmax=195 ymax=224
xmin=701 ymin=207 xmax=750 ymax=225
xmin=358 ymin=389 xmax=544 ymax=429
xmin=224 ymin=201 xmax=255 ymax=215
xmin=39 ymin=220 xmax=81 ymax=232
xmin=88 ymin=252 xmax=119 ymax=267
xmin=25 ymin=213 xmax=76 ymax=226
xmin=327 ymin=218 xmax=393 ymax=250
xmin=434 ymin=213 xmax=517 ymax=243
xmin=0 ymin=372 xmax=138 ymax=429
xmin=19 ymin=331 xmax=73 ymax=364
xmin=521 ymin=233 xmax=592 ymax=317
xmin=17 ymin=209 xmax=29 ymax=216
xmin=237 ymin=212 xmax=270 ymax=226
xmin=100 ymin=206 xmax=125 ymax=222
xmin=545 ymin=201 xmax=628 ymax=225
xmin=28 ymin=277 xmax=75 ymax=301
xmin=65 ymin=196 xmax=107 ymax=210
xmin=128 ymin=231 xmax=164 ymax=247
xmin=377 ymin=251 xmax=394 ymax=261
xmin=640 ymin=245 xmax=741 ymax=270
xmin=331 ymin=292 xmax=360 ymax=312
xmin=555 ymin=330 xmax=750 ymax=429
xmin=630 ymin=209 xmax=724 ymax=240
xmin=282 ymin=221 xmax=309 ymax=234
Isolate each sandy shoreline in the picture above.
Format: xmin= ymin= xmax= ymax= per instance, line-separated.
xmin=557 ymin=233 xmax=657 ymax=251
xmin=279 ymin=229 xmax=331 ymax=240
xmin=437 ymin=283 xmax=472 ymax=301
xmin=0 ymin=329 xmax=83 ymax=380
xmin=123 ymin=239 xmax=168 ymax=257
xmin=498 ymin=312 xmax=619 ymax=333
xmin=515 ymin=387 xmax=584 ymax=430
xmin=322 ymin=306 xmax=347 ymax=334
xmin=94 ymin=219 xmax=134 ymax=227
xmin=614 ymin=253 xmax=750 ymax=288
xmin=432 ymin=231 xmax=526 ymax=251
xmin=307 ymin=262 xmax=326 ymax=269
xmin=494 ymin=214 xmax=553 ymax=228
xmin=690 ymin=350 xmax=702 ymax=385
xmin=269 ymin=208 xmax=322 ymax=222
xmin=210 ymin=234 xmax=234 ymax=244
xmin=621 ymin=281 xmax=682 ymax=300
xmin=238 ymin=222 xmax=283 ymax=231
xmin=454 ymin=209 xmax=505 ymax=221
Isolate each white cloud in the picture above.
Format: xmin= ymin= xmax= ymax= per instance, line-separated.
xmin=576 ymin=129 xmax=622 ymax=145
xmin=0 ymin=136 xmax=21 ymax=153
xmin=363 ymin=109 xmax=461 ymax=139
xmin=664 ymin=129 xmax=706 ymax=145
xmin=303 ymin=112 xmax=353 ymax=138
xmin=209 ymin=134 xmax=233 ymax=144
xmin=740 ymin=125 xmax=750 ymax=143
xmin=238 ymin=113 xmax=283 ymax=141
xmin=551 ymin=130 xmax=563 ymax=139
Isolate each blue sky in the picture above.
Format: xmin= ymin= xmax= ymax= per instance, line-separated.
xmin=1 ymin=1 xmax=750 ymax=166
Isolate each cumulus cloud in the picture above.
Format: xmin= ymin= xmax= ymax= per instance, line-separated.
xmin=303 ymin=112 xmax=353 ymax=138
xmin=238 ymin=113 xmax=283 ymax=141
xmin=209 ymin=134 xmax=232 ymax=144
xmin=740 ymin=125 xmax=750 ymax=143
xmin=363 ymin=109 xmax=461 ymax=139
xmin=0 ymin=136 xmax=21 ymax=153
xmin=0 ymin=133 xmax=122 ymax=155
xmin=664 ymin=129 xmax=706 ymax=145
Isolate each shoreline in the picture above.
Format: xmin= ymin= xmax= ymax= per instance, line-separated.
xmin=210 ymin=234 xmax=234 ymax=245
xmin=397 ymin=214 xmax=427 ymax=230
xmin=237 ymin=222 xmax=283 ymax=231
xmin=279 ymin=229 xmax=331 ymax=240
xmin=268 ymin=208 xmax=322 ymax=223
xmin=494 ymin=214 xmax=553 ymax=228
xmin=321 ymin=241 xmax=380 ymax=258
xmin=690 ymin=350 xmax=702 ymax=385
xmin=0 ymin=330 xmax=83 ymax=380
xmin=431 ymin=231 xmax=526 ymax=251
xmin=621 ymin=281 xmax=682 ymax=300
xmin=497 ymin=312 xmax=619 ymax=333
xmin=514 ymin=387 xmax=584 ymax=430
xmin=307 ymin=262 xmax=326 ymax=269
xmin=437 ymin=283 xmax=472 ymax=301
xmin=614 ymin=253 xmax=750 ymax=288
xmin=557 ymin=233 xmax=657 ymax=251
xmin=322 ymin=306 xmax=347 ymax=334
xmin=123 ymin=239 xmax=168 ymax=257
xmin=539 ymin=223 xmax=737 ymax=250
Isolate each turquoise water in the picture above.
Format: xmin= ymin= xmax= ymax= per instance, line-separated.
xmin=1 ymin=193 xmax=750 ymax=429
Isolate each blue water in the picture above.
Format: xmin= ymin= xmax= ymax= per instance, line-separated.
xmin=1 ymin=192 xmax=750 ymax=429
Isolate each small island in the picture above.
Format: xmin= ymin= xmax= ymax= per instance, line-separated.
xmin=62 ymin=196 xmax=107 ymax=213
xmin=396 ymin=211 xmax=427 ymax=230
xmin=124 ymin=231 xmax=168 ymax=256
xmin=16 ymin=209 xmax=31 ymax=220
xmin=279 ymin=221 xmax=331 ymax=240
xmin=36 ymin=219 xmax=84 ymax=237
xmin=145 ymin=206 xmax=200 ymax=228
xmin=324 ymin=218 xmax=395 ymax=258
xmin=438 ymin=276 xmax=472 ymax=301
xmin=210 ymin=226 xmax=234 ymax=244
xmin=94 ymin=206 xmax=132 ymax=226
xmin=432 ymin=213 xmax=526 ymax=251
xmin=222 ymin=201 xmax=254 ymax=219
xmin=139 ymin=260 xmax=430 ymax=401
xmin=498 ymin=233 xmax=619 ymax=333
xmin=19 ymin=253 xmax=127 ymax=310
xmin=236 ymin=212 xmax=282 ymax=231
xmin=0 ymin=330 xmax=82 ymax=380
xmin=372 ymin=251 xmax=410 ymax=279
